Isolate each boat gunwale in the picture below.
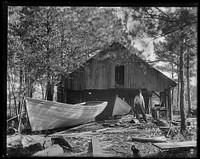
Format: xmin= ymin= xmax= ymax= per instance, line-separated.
xmin=26 ymin=97 xmax=108 ymax=109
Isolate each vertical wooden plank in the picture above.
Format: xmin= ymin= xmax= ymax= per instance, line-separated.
xmin=148 ymin=96 xmax=152 ymax=115
xmin=82 ymin=68 xmax=86 ymax=90
xmin=129 ymin=63 xmax=132 ymax=88
xmin=85 ymin=67 xmax=88 ymax=89
xmin=131 ymin=63 xmax=134 ymax=88
xmin=130 ymin=63 xmax=132 ymax=88
xmin=91 ymin=137 xmax=103 ymax=157
xmin=103 ymin=65 xmax=106 ymax=89
xmin=106 ymin=63 xmax=110 ymax=89
xmin=101 ymin=65 xmax=104 ymax=89
xmin=132 ymin=63 xmax=135 ymax=88
xmin=101 ymin=64 xmax=104 ymax=89
xmin=126 ymin=63 xmax=129 ymax=88
xmin=100 ymin=64 xmax=103 ymax=89
xmin=133 ymin=62 xmax=136 ymax=89
xmin=165 ymin=89 xmax=169 ymax=121
xmin=134 ymin=62 xmax=140 ymax=89
xmin=92 ymin=63 xmax=96 ymax=89
xmin=168 ymin=88 xmax=172 ymax=121
xmin=124 ymin=64 xmax=128 ymax=88
xmin=111 ymin=64 xmax=115 ymax=88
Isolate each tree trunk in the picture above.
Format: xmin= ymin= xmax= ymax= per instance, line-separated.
xmin=7 ymin=74 xmax=12 ymax=117
xmin=46 ymin=80 xmax=54 ymax=101
xmin=171 ymin=63 xmax=174 ymax=106
xmin=53 ymin=86 xmax=57 ymax=101
xmin=179 ymin=39 xmax=186 ymax=132
xmin=29 ymin=78 xmax=34 ymax=98
xmin=186 ymin=53 xmax=191 ymax=117
xmin=177 ymin=71 xmax=179 ymax=109
xmin=11 ymin=83 xmax=18 ymax=117
xmin=40 ymin=82 xmax=45 ymax=100
xmin=17 ymin=68 xmax=23 ymax=120
xmin=45 ymin=15 xmax=53 ymax=101
xmin=25 ymin=70 xmax=34 ymax=98
xmin=18 ymin=67 xmax=24 ymax=135
xmin=60 ymin=26 xmax=66 ymax=103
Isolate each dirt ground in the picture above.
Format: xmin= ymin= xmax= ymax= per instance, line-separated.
xmin=6 ymin=114 xmax=197 ymax=157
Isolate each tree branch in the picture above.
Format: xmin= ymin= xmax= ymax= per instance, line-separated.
xmin=154 ymin=7 xmax=171 ymax=19
xmin=147 ymin=59 xmax=179 ymax=66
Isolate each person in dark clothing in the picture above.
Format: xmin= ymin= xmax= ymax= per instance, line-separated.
xmin=133 ymin=90 xmax=148 ymax=123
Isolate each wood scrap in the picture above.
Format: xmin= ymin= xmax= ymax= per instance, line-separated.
xmin=153 ymin=141 xmax=197 ymax=150
xmin=91 ymin=136 xmax=103 ymax=157
xmin=43 ymin=137 xmax=53 ymax=149
xmin=89 ymin=137 xmax=116 ymax=157
xmin=132 ymin=136 xmax=167 ymax=143
xmin=51 ymin=135 xmax=75 ymax=151
xmin=102 ymin=123 xmax=115 ymax=127
xmin=33 ymin=144 xmax=64 ymax=157
xmin=50 ymin=130 xmax=97 ymax=138
xmin=171 ymin=121 xmax=180 ymax=126
xmin=102 ymin=128 xmax=138 ymax=134
xmin=21 ymin=135 xmax=46 ymax=148
xmin=66 ymin=121 xmax=96 ymax=131
xmin=7 ymin=135 xmax=22 ymax=147
xmin=129 ymin=118 xmax=140 ymax=124
xmin=155 ymin=119 xmax=169 ymax=127
xmin=104 ymin=119 xmax=119 ymax=123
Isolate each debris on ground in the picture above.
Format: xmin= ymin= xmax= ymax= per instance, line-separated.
xmin=6 ymin=114 xmax=197 ymax=157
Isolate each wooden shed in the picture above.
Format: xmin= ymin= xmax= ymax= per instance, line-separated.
xmin=57 ymin=42 xmax=177 ymax=121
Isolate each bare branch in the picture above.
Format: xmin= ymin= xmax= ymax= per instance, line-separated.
xmin=154 ymin=7 xmax=171 ymax=19
xmin=147 ymin=59 xmax=179 ymax=66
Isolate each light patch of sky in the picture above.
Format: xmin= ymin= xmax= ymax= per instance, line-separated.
xmin=133 ymin=37 xmax=165 ymax=61
xmin=190 ymin=77 xmax=197 ymax=86
xmin=133 ymin=37 xmax=197 ymax=86
xmin=155 ymin=61 xmax=197 ymax=86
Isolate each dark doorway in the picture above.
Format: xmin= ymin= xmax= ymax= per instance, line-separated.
xmin=115 ymin=65 xmax=124 ymax=86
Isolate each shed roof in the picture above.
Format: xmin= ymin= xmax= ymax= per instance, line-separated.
xmin=86 ymin=42 xmax=177 ymax=87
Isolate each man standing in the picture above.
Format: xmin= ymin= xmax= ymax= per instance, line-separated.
xmin=133 ymin=90 xmax=148 ymax=123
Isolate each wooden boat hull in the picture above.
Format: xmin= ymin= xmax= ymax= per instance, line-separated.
xmin=96 ymin=96 xmax=132 ymax=120
xmin=25 ymin=98 xmax=107 ymax=131
xmin=112 ymin=96 xmax=132 ymax=116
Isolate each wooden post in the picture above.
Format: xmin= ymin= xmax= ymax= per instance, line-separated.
xmin=148 ymin=96 xmax=152 ymax=115
xmin=53 ymin=86 xmax=57 ymax=102
xmin=168 ymin=88 xmax=172 ymax=121
xmin=165 ymin=89 xmax=169 ymax=122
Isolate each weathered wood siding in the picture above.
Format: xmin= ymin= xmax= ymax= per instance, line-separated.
xmin=65 ymin=58 xmax=174 ymax=92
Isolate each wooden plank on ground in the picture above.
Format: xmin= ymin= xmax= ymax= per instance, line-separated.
xmin=91 ymin=136 xmax=103 ymax=157
xmin=132 ymin=136 xmax=167 ymax=143
xmin=91 ymin=137 xmax=117 ymax=157
xmin=153 ymin=141 xmax=197 ymax=150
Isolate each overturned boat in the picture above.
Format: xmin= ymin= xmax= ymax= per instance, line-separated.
xmin=96 ymin=95 xmax=132 ymax=121
xmin=25 ymin=98 xmax=107 ymax=131
xmin=112 ymin=95 xmax=132 ymax=116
